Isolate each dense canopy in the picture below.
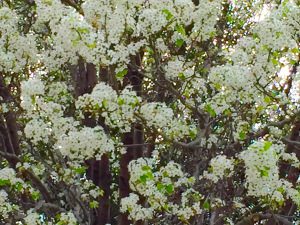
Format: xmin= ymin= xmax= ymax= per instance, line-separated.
xmin=0 ymin=0 xmax=300 ymax=224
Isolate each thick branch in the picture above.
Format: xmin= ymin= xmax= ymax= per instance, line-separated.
xmin=236 ymin=213 xmax=292 ymax=225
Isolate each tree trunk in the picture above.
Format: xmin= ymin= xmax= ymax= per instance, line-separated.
xmin=266 ymin=121 xmax=300 ymax=225
xmin=72 ymin=60 xmax=111 ymax=225
xmin=0 ymin=73 xmax=20 ymax=164
xmin=119 ymin=55 xmax=144 ymax=225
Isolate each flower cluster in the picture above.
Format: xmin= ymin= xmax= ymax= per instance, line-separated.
xmin=240 ymin=140 xmax=300 ymax=206
xmin=201 ymin=155 xmax=234 ymax=183
xmin=56 ymin=126 xmax=114 ymax=161
xmin=22 ymin=210 xmax=78 ymax=225
xmin=76 ymin=83 xmax=141 ymax=132
xmin=23 ymin=210 xmax=41 ymax=225
xmin=57 ymin=211 xmax=78 ymax=225
xmin=121 ymin=158 xmax=202 ymax=222
xmin=163 ymin=56 xmax=194 ymax=80
xmin=140 ymin=102 xmax=194 ymax=140
xmin=0 ymin=7 xmax=37 ymax=72
xmin=0 ymin=190 xmax=15 ymax=220
xmin=140 ymin=103 xmax=174 ymax=129
xmin=191 ymin=0 xmax=222 ymax=41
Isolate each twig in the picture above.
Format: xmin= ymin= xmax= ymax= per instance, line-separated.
xmin=0 ymin=151 xmax=53 ymax=202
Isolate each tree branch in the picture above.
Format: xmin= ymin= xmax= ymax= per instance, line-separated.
xmin=236 ymin=213 xmax=292 ymax=225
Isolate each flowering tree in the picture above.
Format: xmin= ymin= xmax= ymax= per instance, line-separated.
xmin=0 ymin=0 xmax=300 ymax=224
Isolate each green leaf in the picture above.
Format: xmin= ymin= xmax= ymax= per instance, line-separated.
xmin=77 ymin=27 xmax=89 ymax=34
xmin=239 ymin=131 xmax=246 ymax=140
xmin=224 ymin=109 xmax=231 ymax=116
xmin=175 ymin=24 xmax=186 ymax=36
xmin=42 ymin=0 xmax=52 ymax=5
xmin=227 ymin=14 xmax=234 ymax=24
xmin=277 ymin=187 xmax=285 ymax=194
xmin=290 ymin=59 xmax=297 ymax=65
xmin=102 ymin=99 xmax=108 ymax=108
xmin=257 ymin=105 xmax=264 ymax=112
xmin=263 ymin=141 xmax=272 ymax=151
xmin=31 ymin=191 xmax=41 ymax=201
xmin=162 ymin=204 xmax=169 ymax=210
xmin=252 ymin=33 xmax=259 ymax=40
xmin=209 ymin=31 xmax=216 ymax=38
xmin=192 ymin=193 xmax=202 ymax=201
xmin=273 ymin=51 xmax=280 ymax=57
xmin=0 ymin=179 xmax=10 ymax=186
xmin=140 ymin=174 xmax=148 ymax=184
xmin=140 ymin=171 xmax=154 ymax=184
xmin=204 ymin=104 xmax=216 ymax=117
xmin=94 ymin=103 xmax=100 ymax=110
xmin=208 ymin=166 xmax=213 ymax=173
xmin=291 ymin=48 xmax=299 ymax=54
xmin=86 ymin=42 xmax=97 ymax=49
xmin=14 ymin=182 xmax=23 ymax=192
xmin=157 ymin=182 xmax=164 ymax=192
xmin=188 ymin=177 xmax=195 ymax=184
xmin=271 ymin=58 xmax=278 ymax=65
xmin=165 ymin=184 xmax=174 ymax=194
xmin=116 ymin=69 xmax=128 ymax=79
xmin=214 ymin=83 xmax=222 ymax=90
xmin=162 ymin=9 xmax=173 ymax=20
xmin=178 ymin=72 xmax=185 ymax=80
xmin=142 ymin=165 xmax=151 ymax=171
xmin=146 ymin=171 xmax=154 ymax=180
xmin=264 ymin=96 xmax=272 ymax=104
xmin=175 ymin=39 xmax=184 ymax=48
xmin=117 ymin=97 xmax=125 ymax=106
xmin=31 ymin=96 xmax=36 ymax=104
xmin=189 ymin=129 xmax=197 ymax=139
xmin=203 ymin=199 xmax=210 ymax=210
xmin=145 ymin=46 xmax=154 ymax=55
xmin=275 ymin=31 xmax=282 ymax=38
xmin=74 ymin=166 xmax=87 ymax=175
xmin=89 ymin=200 xmax=99 ymax=209
xmin=71 ymin=39 xmax=80 ymax=46
xmin=260 ymin=166 xmax=270 ymax=177
xmin=163 ymin=171 xmax=168 ymax=177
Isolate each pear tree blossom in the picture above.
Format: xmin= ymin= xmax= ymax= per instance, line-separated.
xmin=0 ymin=0 xmax=299 ymax=225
